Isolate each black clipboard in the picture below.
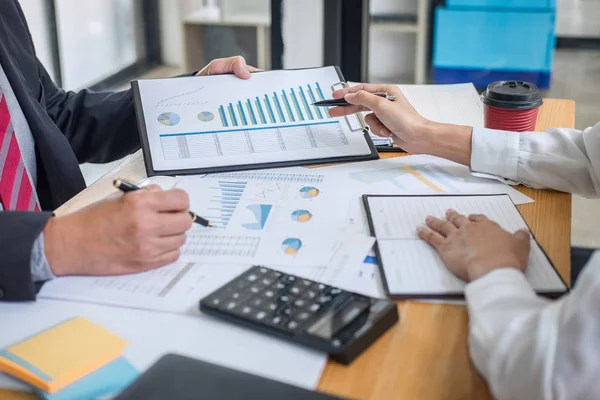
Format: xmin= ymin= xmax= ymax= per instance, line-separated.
xmin=362 ymin=193 xmax=570 ymax=300
xmin=131 ymin=66 xmax=379 ymax=177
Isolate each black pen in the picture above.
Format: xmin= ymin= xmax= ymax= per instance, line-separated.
xmin=312 ymin=91 xmax=397 ymax=107
xmin=113 ymin=178 xmax=213 ymax=227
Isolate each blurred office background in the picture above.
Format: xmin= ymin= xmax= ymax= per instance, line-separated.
xmin=18 ymin=0 xmax=600 ymax=246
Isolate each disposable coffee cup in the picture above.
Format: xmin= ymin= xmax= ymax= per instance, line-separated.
xmin=480 ymin=81 xmax=543 ymax=132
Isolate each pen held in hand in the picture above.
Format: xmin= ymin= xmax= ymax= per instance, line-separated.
xmin=312 ymin=91 xmax=397 ymax=107
xmin=113 ymin=178 xmax=214 ymax=228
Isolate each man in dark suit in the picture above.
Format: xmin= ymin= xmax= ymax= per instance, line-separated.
xmin=0 ymin=0 xmax=257 ymax=301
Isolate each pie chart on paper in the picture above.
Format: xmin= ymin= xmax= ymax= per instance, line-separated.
xmin=197 ymin=111 xmax=215 ymax=122
xmin=299 ymin=186 xmax=320 ymax=199
xmin=157 ymin=112 xmax=181 ymax=126
xmin=281 ymin=238 xmax=302 ymax=255
xmin=291 ymin=209 xmax=312 ymax=223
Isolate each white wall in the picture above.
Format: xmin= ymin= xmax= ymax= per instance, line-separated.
xmin=556 ymin=0 xmax=600 ymax=38
xmin=18 ymin=0 xmax=57 ymax=80
xmin=282 ymin=0 xmax=324 ymax=69
xmin=159 ymin=0 xmax=185 ymax=65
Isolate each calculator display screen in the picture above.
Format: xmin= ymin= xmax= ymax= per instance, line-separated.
xmin=307 ymin=299 xmax=369 ymax=340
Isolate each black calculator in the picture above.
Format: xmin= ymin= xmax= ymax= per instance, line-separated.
xmin=200 ymin=266 xmax=399 ymax=364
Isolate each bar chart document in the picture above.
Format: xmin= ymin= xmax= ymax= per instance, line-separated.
xmin=132 ymin=67 xmax=377 ymax=175
xmin=363 ymin=194 xmax=568 ymax=298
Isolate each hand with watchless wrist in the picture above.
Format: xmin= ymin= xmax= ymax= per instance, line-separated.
xmin=329 ymin=83 xmax=473 ymax=167
xmin=416 ymin=209 xmax=531 ymax=282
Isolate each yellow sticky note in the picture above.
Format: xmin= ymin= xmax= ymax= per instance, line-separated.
xmin=0 ymin=317 xmax=127 ymax=393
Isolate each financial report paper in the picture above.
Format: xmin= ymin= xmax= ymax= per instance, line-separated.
xmin=135 ymin=67 xmax=373 ymax=172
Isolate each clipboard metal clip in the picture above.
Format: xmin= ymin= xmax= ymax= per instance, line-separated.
xmin=331 ymin=81 xmax=365 ymax=133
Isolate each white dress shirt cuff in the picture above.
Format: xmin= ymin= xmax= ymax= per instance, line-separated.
xmin=31 ymin=232 xmax=56 ymax=282
xmin=470 ymin=128 xmax=521 ymax=184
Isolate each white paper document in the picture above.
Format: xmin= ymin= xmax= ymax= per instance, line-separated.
xmin=175 ymin=170 xmax=355 ymax=267
xmin=312 ymin=154 xmax=533 ymax=237
xmin=0 ymin=300 xmax=327 ymax=392
xmin=135 ymin=67 xmax=373 ymax=172
xmin=38 ymin=263 xmax=250 ymax=314
xmin=365 ymin=194 xmax=567 ymax=296
xmin=38 ymin=234 xmax=375 ymax=313
xmin=397 ymin=83 xmax=484 ymax=128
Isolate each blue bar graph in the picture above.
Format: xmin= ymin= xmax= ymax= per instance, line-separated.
xmin=273 ymin=92 xmax=286 ymax=123
xmin=218 ymin=82 xmax=331 ymax=127
xmin=264 ymin=95 xmax=276 ymax=123
xmin=299 ymin=87 xmax=314 ymax=120
xmin=206 ymin=181 xmax=247 ymax=228
xmin=246 ymin=99 xmax=257 ymax=124
xmin=281 ymin=90 xmax=295 ymax=122
xmin=237 ymin=101 xmax=248 ymax=125
xmin=307 ymin=84 xmax=323 ymax=119
xmin=290 ymin=88 xmax=305 ymax=121
xmin=255 ymin=97 xmax=267 ymax=124
xmin=228 ymin=103 xmax=238 ymax=126
xmin=218 ymin=105 xmax=229 ymax=127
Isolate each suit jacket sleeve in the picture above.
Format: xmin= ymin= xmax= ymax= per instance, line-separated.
xmin=0 ymin=211 xmax=53 ymax=301
xmin=38 ymin=61 xmax=141 ymax=164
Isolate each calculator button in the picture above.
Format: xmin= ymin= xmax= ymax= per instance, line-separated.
xmin=251 ymin=298 xmax=264 ymax=307
xmin=331 ymin=339 xmax=342 ymax=348
xmin=255 ymin=311 xmax=267 ymax=321
xmin=263 ymin=290 xmax=275 ymax=299
xmin=286 ymin=275 xmax=296 ymax=282
xmin=261 ymin=278 xmax=274 ymax=286
xmin=290 ymin=286 xmax=301 ymax=295
xmin=233 ymin=279 xmax=251 ymax=290
xmin=258 ymin=267 xmax=269 ymax=274
xmin=225 ymin=301 xmax=237 ymax=310
xmin=241 ymin=306 xmax=253 ymax=315
xmin=303 ymin=290 xmax=318 ymax=300
xmin=249 ymin=286 xmax=261 ymax=294
xmin=301 ymin=279 xmax=312 ymax=286
xmin=287 ymin=321 xmax=299 ymax=330
xmin=275 ymin=282 xmax=287 ymax=290
xmin=279 ymin=306 xmax=293 ymax=317
xmin=270 ymin=315 xmax=285 ymax=326
xmin=309 ymin=304 xmax=321 ymax=312
xmin=247 ymin=274 xmax=258 ymax=282
xmin=265 ymin=302 xmax=278 ymax=312
xmin=317 ymin=283 xmax=328 ymax=290
xmin=293 ymin=299 xmax=306 ymax=308
xmin=318 ymin=296 xmax=332 ymax=305
xmin=297 ymin=312 xmax=311 ymax=321
xmin=279 ymin=295 xmax=291 ymax=303
xmin=330 ymin=288 xmax=343 ymax=296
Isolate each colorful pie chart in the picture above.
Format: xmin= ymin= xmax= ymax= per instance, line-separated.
xmin=299 ymin=186 xmax=320 ymax=199
xmin=281 ymin=238 xmax=302 ymax=255
xmin=197 ymin=111 xmax=215 ymax=122
xmin=157 ymin=112 xmax=181 ymax=126
xmin=291 ymin=209 xmax=312 ymax=223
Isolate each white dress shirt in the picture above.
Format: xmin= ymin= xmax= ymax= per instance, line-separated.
xmin=466 ymin=125 xmax=600 ymax=399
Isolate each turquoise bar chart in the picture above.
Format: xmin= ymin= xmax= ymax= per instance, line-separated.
xmin=206 ymin=181 xmax=247 ymax=228
xmin=217 ymin=82 xmax=331 ymax=128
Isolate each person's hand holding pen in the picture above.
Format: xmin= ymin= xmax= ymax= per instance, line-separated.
xmin=43 ymin=184 xmax=193 ymax=277
xmin=328 ymin=84 xmax=473 ymax=167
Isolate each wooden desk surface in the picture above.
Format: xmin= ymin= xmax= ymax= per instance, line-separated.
xmin=6 ymin=99 xmax=573 ymax=399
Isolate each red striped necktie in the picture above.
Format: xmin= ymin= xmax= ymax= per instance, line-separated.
xmin=0 ymin=88 xmax=40 ymax=211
